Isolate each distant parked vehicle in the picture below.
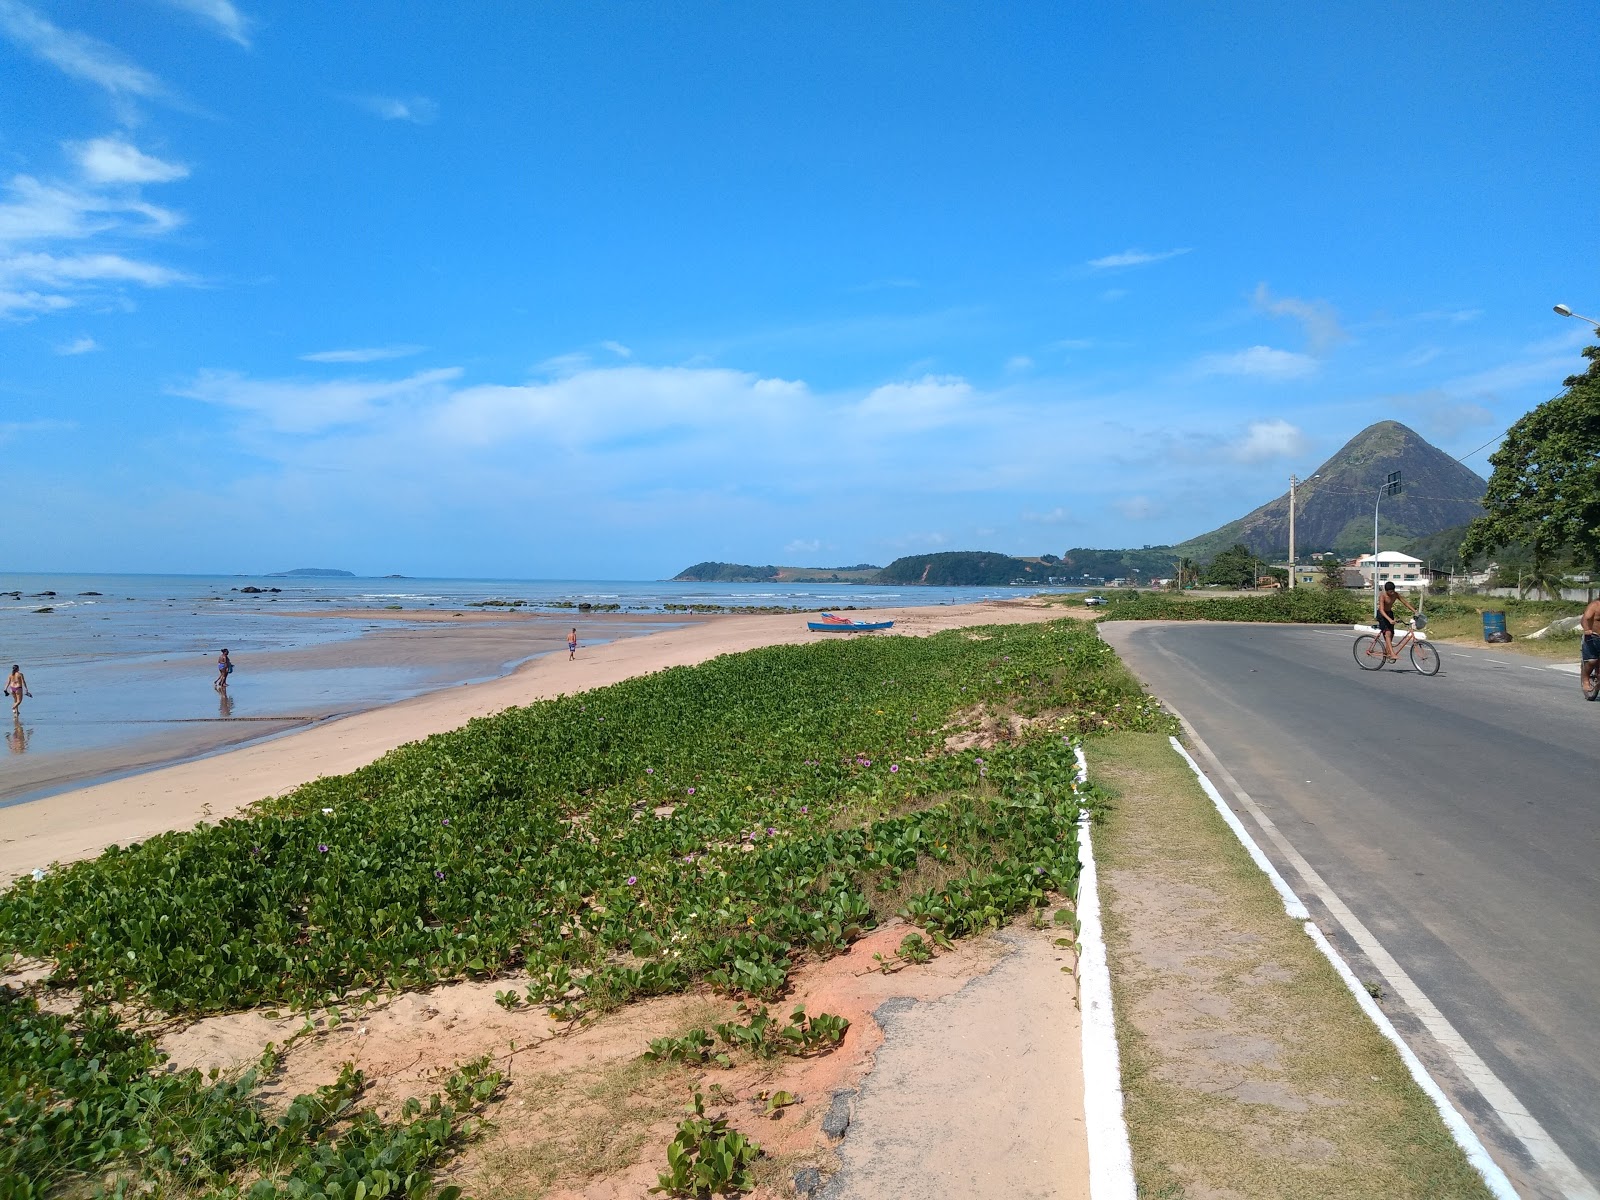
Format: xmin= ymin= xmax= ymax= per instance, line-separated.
xmin=1083 ymin=596 xmax=1108 ymax=607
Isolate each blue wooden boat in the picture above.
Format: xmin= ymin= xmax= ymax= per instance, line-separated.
xmin=808 ymin=613 xmax=894 ymax=632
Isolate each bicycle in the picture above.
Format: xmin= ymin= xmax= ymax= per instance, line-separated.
xmin=1353 ymin=614 xmax=1439 ymax=676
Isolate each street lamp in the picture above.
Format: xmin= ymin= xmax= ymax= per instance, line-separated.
xmin=1287 ymin=472 xmax=1319 ymax=589
xmin=1373 ymin=471 xmax=1402 ymax=615
xmin=1553 ymin=303 xmax=1600 ymax=330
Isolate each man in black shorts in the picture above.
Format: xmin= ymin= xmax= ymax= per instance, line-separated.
xmin=1582 ymin=598 xmax=1600 ymax=695
xmin=1374 ymin=581 xmax=1415 ymax=661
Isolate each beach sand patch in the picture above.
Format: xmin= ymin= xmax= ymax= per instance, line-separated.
xmin=155 ymin=919 xmax=1061 ymax=1198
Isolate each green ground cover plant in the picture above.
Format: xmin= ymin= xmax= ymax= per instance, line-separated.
xmin=1090 ymin=588 xmax=1369 ymax=624
xmin=2 ymin=619 xmax=1172 ymax=1195
xmin=0 ymin=621 xmax=1165 ymax=1017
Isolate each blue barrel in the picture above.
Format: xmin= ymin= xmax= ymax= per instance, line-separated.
xmin=1482 ymin=611 xmax=1507 ymax=640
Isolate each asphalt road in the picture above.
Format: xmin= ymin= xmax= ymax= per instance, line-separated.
xmin=1100 ymin=620 xmax=1600 ymax=1199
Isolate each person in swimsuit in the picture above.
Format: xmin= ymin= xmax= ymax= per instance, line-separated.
xmin=1581 ymin=598 xmax=1600 ymax=696
xmin=6 ymin=664 xmax=30 ymax=715
xmin=1373 ymin=581 xmax=1415 ymax=661
xmin=568 ymin=628 xmax=578 ymax=660
xmin=215 ymin=649 xmax=234 ymax=692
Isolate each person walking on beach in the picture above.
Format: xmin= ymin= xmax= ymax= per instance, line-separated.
xmin=214 ymin=649 xmax=234 ymax=692
xmin=6 ymin=665 xmax=30 ymax=715
xmin=568 ymin=628 xmax=578 ymax=660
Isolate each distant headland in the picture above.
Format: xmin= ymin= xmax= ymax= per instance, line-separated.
xmin=674 ymin=553 xmax=1064 ymax=587
xmin=267 ymin=568 xmax=357 ymax=578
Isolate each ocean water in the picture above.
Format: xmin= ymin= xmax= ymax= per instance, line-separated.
xmin=0 ymin=573 xmax=1077 ymax=803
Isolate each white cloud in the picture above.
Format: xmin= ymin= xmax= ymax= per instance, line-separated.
xmin=176 ymin=367 xmax=463 ymax=434
xmin=358 ymin=94 xmax=440 ymax=124
xmin=2 ymin=251 xmax=190 ymax=288
xmin=856 ymin=374 xmax=975 ymax=431
xmin=436 ymin=366 xmax=805 ymax=448
xmin=601 ymin=340 xmax=632 ymax=358
xmin=54 ymin=334 xmax=98 ymax=355
xmin=0 ymin=0 xmax=165 ymax=100
xmin=0 ymin=289 xmax=73 ymax=316
xmin=0 ymin=174 xmax=180 ymax=243
xmin=1228 ymin=419 xmax=1309 ymax=463
xmin=1195 ymin=345 xmax=1318 ymax=380
xmin=300 ymin=345 xmax=425 ymax=363
xmin=1087 ymin=247 xmax=1190 ymax=270
xmin=1251 ymin=283 xmax=1346 ymax=354
xmin=1005 ymin=355 xmax=1033 ymax=373
xmin=72 ymin=137 xmax=188 ymax=184
xmin=1021 ymin=507 xmax=1076 ymax=526
xmin=785 ymin=538 xmax=823 ymax=555
xmin=155 ymin=0 xmax=251 ymax=46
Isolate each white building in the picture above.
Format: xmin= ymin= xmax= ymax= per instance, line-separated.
xmin=1354 ymin=551 xmax=1426 ymax=589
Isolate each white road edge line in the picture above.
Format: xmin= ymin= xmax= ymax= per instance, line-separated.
xmin=1172 ymin=726 xmax=1597 ymax=1200
xmin=1073 ymin=743 xmax=1137 ymax=1200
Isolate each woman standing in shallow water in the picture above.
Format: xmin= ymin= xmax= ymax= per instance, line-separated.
xmin=214 ymin=649 xmax=234 ymax=692
xmin=6 ymin=664 xmax=29 ymax=715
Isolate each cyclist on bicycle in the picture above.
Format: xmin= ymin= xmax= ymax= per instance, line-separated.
xmin=1582 ymin=598 xmax=1600 ymax=694
xmin=1374 ymin=581 xmax=1415 ymax=662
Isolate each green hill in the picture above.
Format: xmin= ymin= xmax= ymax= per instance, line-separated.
xmin=672 ymin=561 xmax=881 ymax=583
xmin=874 ymin=551 xmax=1058 ymax=586
xmin=1176 ymin=421 xmax=1486 ymax=560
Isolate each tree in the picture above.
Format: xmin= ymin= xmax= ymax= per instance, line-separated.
xmin=1320 ymin=557 xmax=1346 ymax=590
xmin=1462 ymin=344 xmax=1600 ymax=577
xmin=1202 ymin=543 xmax=1261 ymax=589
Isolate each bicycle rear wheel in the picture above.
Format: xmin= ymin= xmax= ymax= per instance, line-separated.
xmin=1583 ymin=671 xmax=1599 ymax=701
xmin=1353 ymin=635 xmax=1386 ymax=670
xmin=1409 ymin=641 xmax=1440 ymax=676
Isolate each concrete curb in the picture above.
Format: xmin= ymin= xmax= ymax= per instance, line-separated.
xmin=1167 ymin=734 xmax=1520 ymax=1200
xmin=1072 ymin=744 xmax=1137 ymax=1200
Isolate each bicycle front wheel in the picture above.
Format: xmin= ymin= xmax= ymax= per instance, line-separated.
xmin=1354 ymin=635 xmax=1386 ymax=670
xmin=1409 ymin=641 xmax=1440 ymax=676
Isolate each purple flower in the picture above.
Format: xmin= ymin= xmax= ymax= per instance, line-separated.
xmin=435 ymin=869 xmax=445 ymax=879
xmin=646 ymin=767 xmax=654 ymax=774
xmin=889 ymin=764 xmax=900 ymax=774
xmin=1035 ymin=866 xmax=1044 ymax=874
xmin=974 ymin=757 xmax=984 ymax=764
xmin=626 ymin=875 xmax=638 ymax=886
xmin=766 ymin=826 xmax=777 ymax=835
xmin=441 ymin=818 xmax=450 ymax=826
xmin=687 ymin=787 xmax=696 ymax=795
xmin=317 ymin=844 xmax=329 ymax=854
xmin=980 ymin=767 xmax=987 ymax=777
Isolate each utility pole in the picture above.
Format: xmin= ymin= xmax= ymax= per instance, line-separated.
xmin=1288 ymin=474 xmax=1298 ymax=590
xmin=1373 ymin=471 xmax=1402 ymax=615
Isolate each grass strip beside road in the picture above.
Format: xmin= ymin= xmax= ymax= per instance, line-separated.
xmin=1089 ymin=730 xmax=1492 ymax=1199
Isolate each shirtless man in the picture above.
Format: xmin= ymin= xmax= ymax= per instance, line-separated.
xmin=1372 ymin=581 xmax=1415 ymax=661
xmin=1581 ymin=598 xmax=1600 ymax=698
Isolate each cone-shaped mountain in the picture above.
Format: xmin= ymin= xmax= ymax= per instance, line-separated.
xmin=1175 ymin=421 xmax=1486 ymax=559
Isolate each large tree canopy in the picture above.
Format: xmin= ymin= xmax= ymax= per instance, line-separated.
xmin=1202 ymin=542 xmax=1263 ymax=588
xmin=1462 ymin=345 xmax=1600 ymax=571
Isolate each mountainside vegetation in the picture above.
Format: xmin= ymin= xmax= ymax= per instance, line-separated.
xmin=873 ymin=551 xmax=1061 ymax=586
xmin=1176 ymin=421 xmax=1486 ymax=560
xmin=672 ymin=561 xmax=881 ymax=583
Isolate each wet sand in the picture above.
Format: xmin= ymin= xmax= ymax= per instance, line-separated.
xmin=0 ymin=601 xmax=1062 ymax=881
xmin=1 ymin=612 xmax=686 ymax=809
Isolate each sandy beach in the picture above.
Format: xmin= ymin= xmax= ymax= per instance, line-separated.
xmin=0 ymin=601 xmax=1062 ymax=881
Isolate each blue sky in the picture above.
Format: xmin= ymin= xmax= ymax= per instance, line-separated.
xmin=2 ymin=1 xmax=1596 ymax=578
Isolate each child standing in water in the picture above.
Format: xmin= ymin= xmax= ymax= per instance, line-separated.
xmin=215 ymin=649 xmax=234 ymax=691
xmin=6 ymin=664 xmax=29 ymax=715
xmin=567 ymin=628 xmax=578 ymax=660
